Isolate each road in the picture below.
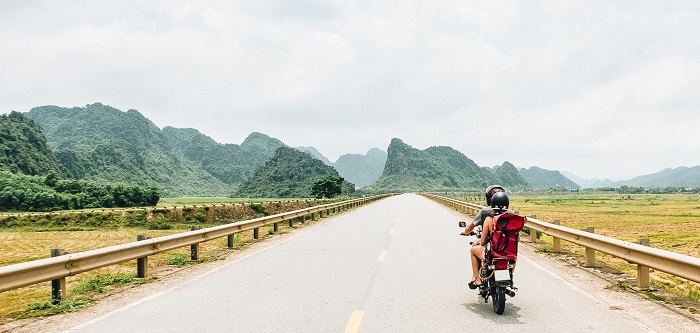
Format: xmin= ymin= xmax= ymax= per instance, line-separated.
xmin=59 ymin=193 xmax=697 ymax=332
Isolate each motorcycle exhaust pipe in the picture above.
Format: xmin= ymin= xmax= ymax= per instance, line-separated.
xmin=505 ymin=289 xmax=516 ymax=297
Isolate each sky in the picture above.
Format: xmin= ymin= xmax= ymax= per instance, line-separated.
xmin=2 ymin=1 xmax=700 ymax=180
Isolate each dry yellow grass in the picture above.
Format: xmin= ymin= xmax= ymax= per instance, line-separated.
xmin=507 ymin=193 xmax=700 ymax=304
xmin=0 ymin=224 xmax=285 ymax=319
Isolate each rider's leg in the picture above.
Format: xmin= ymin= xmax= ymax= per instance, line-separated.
xmin=470 ymin=245 xmax=485 ymax=284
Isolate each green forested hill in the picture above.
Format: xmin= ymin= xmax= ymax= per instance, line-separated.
xmin=0 ymin=112 xmax=69 ymax=177
xmin=493 ymin=161 xmax=530 ymax=188
xmin=0 ymin=111 xmax=159 ymax=211
xmin=366 ymin=138 xmax=493 ymax=191
xmin=518 ymin=166 xmax=580 ymax=189
xmin=163 ymin=128 xmax=285 ymax=185
xmin=236 ymin=146 xmax=355 ymax=198
xmin=25 ymin=103 xmax=230 ymax=196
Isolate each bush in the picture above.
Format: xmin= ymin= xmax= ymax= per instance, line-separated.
xmin=168 ymin=253 xmax=188 ymax=267
xmin=147 ymin=220 xmax=173 ymax=230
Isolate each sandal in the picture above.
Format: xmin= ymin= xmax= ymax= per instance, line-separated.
xmin=468 ymin=281 xmax=482 ymax=289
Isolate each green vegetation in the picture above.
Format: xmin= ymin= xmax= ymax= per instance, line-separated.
xmin=19 ymin=298 xmax=91 ymax=318
xmin=0 ymin=111 xmax=69 ymax=177
xmin=167 ymin=253 xmax=189 ymax=267
xmin=0 ymin=171 xmax=159 ymax=212
xmin=311 ymin=176 xmax=345 ymax=198
xmin=0 ymin=112 xmax=160 ymax=212
xmin=15 ymin=273 xmax=147 ymax=319
xmin=236 ymin=147 xmax=355 ymax=198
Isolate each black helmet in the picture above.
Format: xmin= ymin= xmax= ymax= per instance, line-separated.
xmin=490 ymin=191 xmax=509 ymax=210
xmin=485 ymin=185 xmax=505 ymax=206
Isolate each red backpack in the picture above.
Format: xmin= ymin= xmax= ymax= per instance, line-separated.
xmin=489 ymin=213 xmax=525 ymax=260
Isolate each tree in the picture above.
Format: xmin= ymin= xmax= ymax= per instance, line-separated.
xmin=311 ymin=176 xmax=344 ymax=199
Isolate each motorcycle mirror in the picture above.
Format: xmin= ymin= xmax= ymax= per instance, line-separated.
xmin=458 ymin=221 xmax=466 ymax=228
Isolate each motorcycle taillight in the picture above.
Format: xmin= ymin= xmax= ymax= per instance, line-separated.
xmin=494 ymin=260 xmax=508 ymax=270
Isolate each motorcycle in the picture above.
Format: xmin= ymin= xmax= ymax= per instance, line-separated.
xmin=459 ymin=221 xmax=517 ymax=315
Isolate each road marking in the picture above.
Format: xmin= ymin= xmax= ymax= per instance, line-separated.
xmin=344 ymin=310 xmax=365 ymax=333
xmin=377 ymin=250 xmax=388 ymax=262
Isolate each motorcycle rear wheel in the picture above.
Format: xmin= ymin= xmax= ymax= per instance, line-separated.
xmin=493 ymin=285 xmax=506 ymax=314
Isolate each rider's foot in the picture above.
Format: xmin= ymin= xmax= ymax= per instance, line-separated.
xmin=468 ymin=280 xmax=483 ymax=289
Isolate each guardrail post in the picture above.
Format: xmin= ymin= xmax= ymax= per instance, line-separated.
xmin=136 ymin=235 xmax=148 ymax=278
xmin=584 ymin=227 xmax=596 ymax=267
xmin=191 ymin=226 xmax=201 ymax=261
xmin=227 ymin=234 xmax=235 ymax=248
xmin=637 ymin=238 xmax=651 ymax=290
xmin=273 ymin=222 xmax=279 ymax=233
xmin=50 ymin=249 xmax=67 ymax=304
xmin=553 ymin=220 xmax=561 ymax=252
xmin=254 ymin=227 xmax=260 ymax=239
xmin=528 ymin=215 xmax=538 ymax=243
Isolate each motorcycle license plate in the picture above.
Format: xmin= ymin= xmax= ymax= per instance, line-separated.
xmin=494 ymin=269 xmax=510 ymax=281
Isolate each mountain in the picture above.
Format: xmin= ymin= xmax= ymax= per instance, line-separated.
xmin=518 ymin=166 xmax=580 ymax=189
xmin=366 ymin=138 xmax=492 ymax=191
xmin=297 ymin=146 xmax=333 ymax=166
xmin=608 ymin=167 xmax=700 ymax=188
xmin=24 ymin=103 xmax=230 ymax=196
xmin=333 ymin=148 xmax=387 ymax=188
xmin=164 ymin=128 xmax=285 ymax=184
xmin=236 ymin=146 xmax=355 ymax=198
xmin=492 ymin=161 xmax=529 ymax=188
xmin=297 ymin=147 xmax=387 ymax=188
xmin=0 ymin=111 xmax=69 ymax=178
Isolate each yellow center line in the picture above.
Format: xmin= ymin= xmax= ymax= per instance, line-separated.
xmin=377 ymin=250 xmax=388 ymax=262
xmin=344 ymin=310 xmax=365 ymax=333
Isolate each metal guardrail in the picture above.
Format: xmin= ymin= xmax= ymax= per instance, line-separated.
xmin=0 ymin=195 xmax=392 ymax=294
xmin=422 ymin=193 xmax=700 ymax=286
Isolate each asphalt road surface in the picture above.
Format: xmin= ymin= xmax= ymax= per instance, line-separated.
xmin=60 ymin=193 xmax=698 ymax=333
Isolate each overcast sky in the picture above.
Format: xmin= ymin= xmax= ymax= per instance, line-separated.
xmin=2 ymin=1 xmax=699 ymax=180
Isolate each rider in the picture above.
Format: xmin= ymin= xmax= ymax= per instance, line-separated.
xmin=460 ymin=185 xmax=505 ymax=238
xmin=467 ymin=190 xmax=513 ymax=289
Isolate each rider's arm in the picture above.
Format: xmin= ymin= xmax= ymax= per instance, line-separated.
xmin=480 ymin=216 xmax=492 ymax=245
xmin=461 ymin=221 xmax=475 ymax=235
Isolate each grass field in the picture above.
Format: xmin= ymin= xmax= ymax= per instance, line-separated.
xmin=502 ymin=193 xmax=700 ymax=305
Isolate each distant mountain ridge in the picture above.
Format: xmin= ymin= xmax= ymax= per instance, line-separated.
xmin=297 ymin=147 xmax=387 ymax=188
xmin=606 ymin=167 xmax=700 ymax=188
xmin=519 ymin=166 xmax=580 ymax=189
xmin=11 ymin=103 xmax=700 ymax=195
